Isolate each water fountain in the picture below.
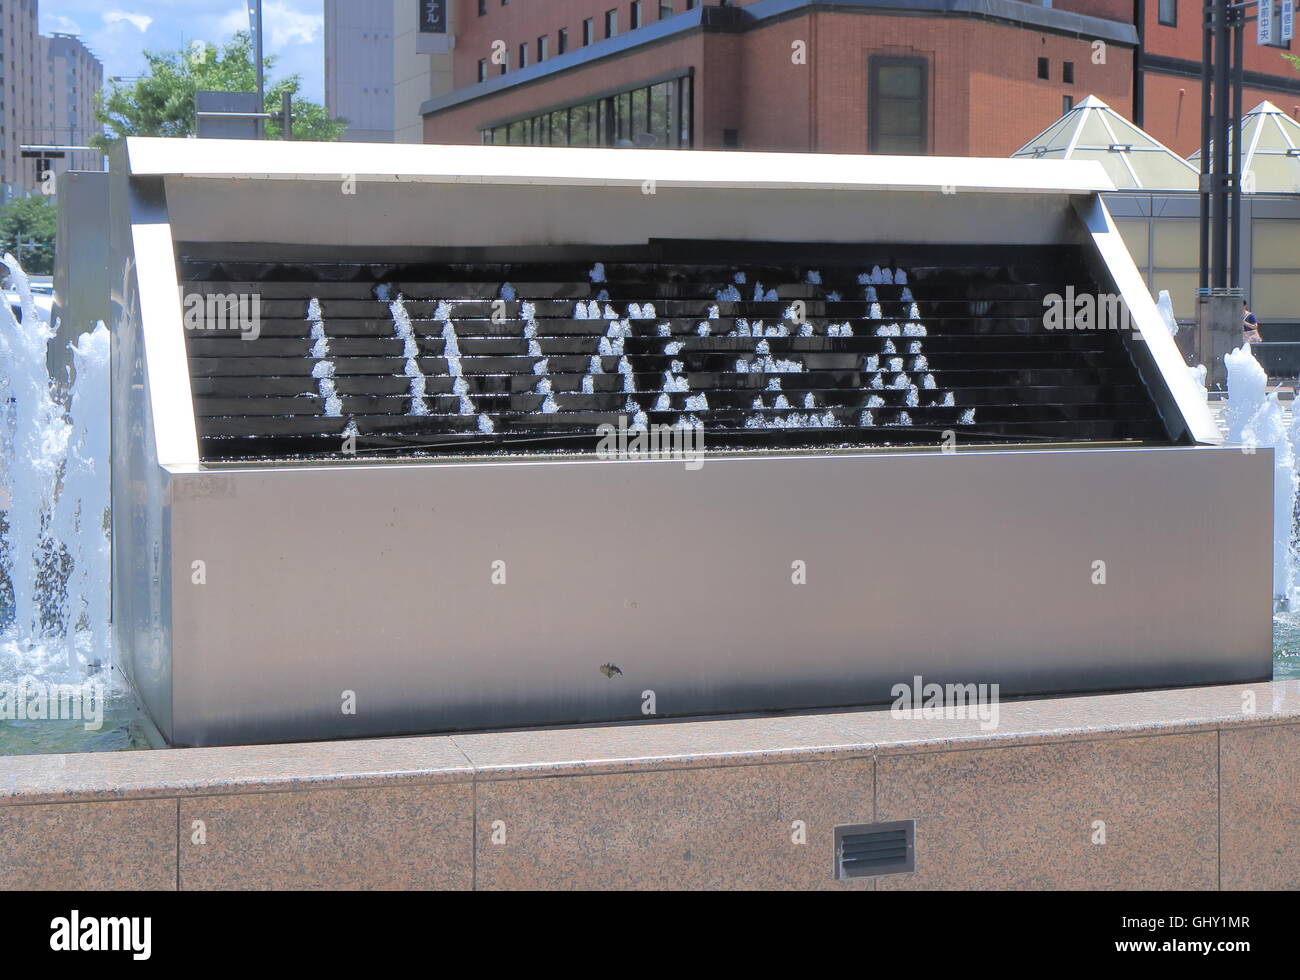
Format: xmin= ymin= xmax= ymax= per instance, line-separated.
xmin=0 ymin=138 xmax=1276 ymax=751
xmin=0 ymin=255 xmax=147 ymax=752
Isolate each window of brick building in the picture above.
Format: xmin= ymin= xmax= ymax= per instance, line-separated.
xmin=660 ymin=2 xmax=673 ymax=18
xmin=583 ymin=19 xmax=594 ymax=45
xmin=519 ymin=42 xmax=528 ymax=68
xmin=1063 ymin=61 xmax=1074 ymax=84
xmin=1063 ymin=95 xmax=1074 ymax=114
xmin=1037 ymin=57 xmax=1049 ymax=80
xmin=538 ymin=36 xmax=549 ymax=61
xmin=480 ymin=74 xmax=694 ymax=149
xmin=605 ymin=9 xmax=618 ymax=38
xmin=869 ymin=57 xmax=928 ymax=155
xmin=558 ymin=29 xmax=568 ymax=54
xmin=1158 ymin=0 xmax=1177 ymax=27
xmin=631 ymin=2 xmax=643 ymax=29
xmin=478 ymin=58 xmax=487 ymax=82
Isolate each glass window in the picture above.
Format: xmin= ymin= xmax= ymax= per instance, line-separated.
xmin=478 ymin=77 xmax=695 ymax=150
xmin=1251 ymin=273 xmax=1300 ymax=319
xmin=679 ymin=74 xmax=693 ymax=147
xmin=1158 ymin=0 xmax=1177 ymax=27
xmin=558 ymin=28 xmax=568 ymax=54
xmin=550 ymin=108 xmax=568 ymax=145
xmin=1116 ymin=220 xmax=1150 ymax=269
xmin=1153 ymin=221 xmax=1200 ymax=267
xmin=570 ymin=104 xmax=591 ymax=146
xmin=630 ymin=86 xmax=649 ymax=144
xmin=869 ymin=57 xmax=927 ymax=154
xmin=583 ymin=19 xmax=594 ymax=45
xmin=1254 ymin=220 xmax=1300 ymax=267
xmin=631 ymin=2 xmax=642 ymax=29
xmin=605 ymin=9 xmax=618 ymax=38
xmin=650 ymin=82 xmax=672 ymax=148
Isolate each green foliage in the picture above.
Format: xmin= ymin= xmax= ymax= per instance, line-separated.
xmin=92 ymin=31 xmax=347 ymax=151
xmin=0 ymin=195 xmax=57 ymax=275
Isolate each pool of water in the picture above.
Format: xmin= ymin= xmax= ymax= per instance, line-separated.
xmin=1270 ymin=612 xmax=1300 ymax=680
xmin=0 ymin=687 xmax=158 ymax=754
xmin=0 ymin=655 xmax=162 ymax=755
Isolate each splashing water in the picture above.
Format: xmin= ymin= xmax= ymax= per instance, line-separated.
xmin=1224 ymin=344 xmax=1268 ymax=443
xmin=1222 ymin=343 xmax=1294 ymax=618
xmin=0 ymin=254 xmax=112 ymax=687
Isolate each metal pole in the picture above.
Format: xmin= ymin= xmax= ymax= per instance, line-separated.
xmin=1134 ymin=0 xmax=1146 ymax=128
xmin=1230 ymin=3 xmax=1244 ymax=289
xmin=1212 ymin=0 xmax=1230 ymax=290
xmin=282 ymin=91 xmax=292 ymax=140
xmin=1198 ymin=0 xmax=1212 ymax=292
xmin=253 ymin=0 xmax=264 ymax=139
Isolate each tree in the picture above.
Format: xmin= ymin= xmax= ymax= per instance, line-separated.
xmin=92 ymin=31 xmax=347 ymax=150
xmin=0 ymin=195 xmax=57 ymax=275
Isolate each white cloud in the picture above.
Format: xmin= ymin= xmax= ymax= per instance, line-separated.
xmin=102 ymin=10 xmax=154 ymax=33
xmin=265 ymin=1 xmax=322 ymax=48
xmin=44 ymin=14 xmax=84 ymax=35
xmin=217 ymin=0 xmax=320 ymax=47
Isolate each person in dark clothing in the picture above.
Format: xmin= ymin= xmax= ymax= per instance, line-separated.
xmin=1243 ymin=300 xmax=1262 ymax=344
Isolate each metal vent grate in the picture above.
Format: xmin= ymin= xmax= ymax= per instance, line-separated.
xmin=176 ymin=241 xmax=1170 ymax=462
xmin=834 ymin=820 xmax=915 ymax=879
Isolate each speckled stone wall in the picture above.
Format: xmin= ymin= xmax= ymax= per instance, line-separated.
xmin=2 ymin=681 xmax=1297 ymax=890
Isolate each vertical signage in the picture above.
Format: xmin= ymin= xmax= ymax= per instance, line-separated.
xmin=1283 ymin=0 xmax=1294 ymax=43
xmin=419 ymin=0 xmax=447 ymax=34
xmin=1258 ymin=0 xmax=1273 ymax=45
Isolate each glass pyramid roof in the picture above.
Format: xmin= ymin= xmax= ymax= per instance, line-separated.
xmin=1189 ymin=101 xmax=1300 ymax=195
xmin=1012 ymin=95 xmax=1201 ymax=191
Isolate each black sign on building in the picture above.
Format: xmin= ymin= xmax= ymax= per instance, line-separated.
xmin=419 ymin=0 xmax=447 ymax=34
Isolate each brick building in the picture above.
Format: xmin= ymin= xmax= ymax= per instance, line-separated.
xmin=419 ymin=0 xmax=1300 ymax=157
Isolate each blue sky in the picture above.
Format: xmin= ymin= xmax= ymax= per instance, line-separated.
xmin=40 ymin=0 xmax=326 ymax=103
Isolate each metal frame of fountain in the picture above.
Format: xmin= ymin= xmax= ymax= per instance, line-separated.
xmin=86 ymin=137 xmax=1272 ymax=748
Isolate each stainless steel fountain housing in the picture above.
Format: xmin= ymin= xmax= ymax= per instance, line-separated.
xmin=96 ymin=137 xmax=1272 ymax=747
